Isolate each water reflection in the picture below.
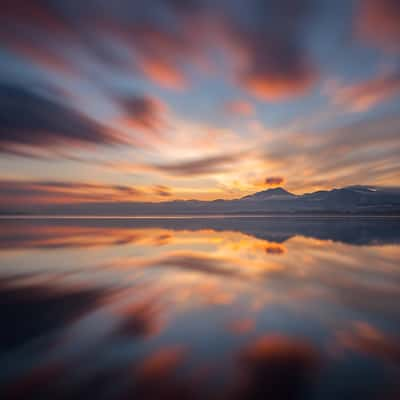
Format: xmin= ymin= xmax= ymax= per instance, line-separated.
xmin=0 ymin=217 xmax=399 ymax=399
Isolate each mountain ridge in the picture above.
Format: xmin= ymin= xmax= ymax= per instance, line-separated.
xmin=241 ymin=187 xmax=295 ymax=200
xmin=15 ymin=185 xmax=400 ymax=215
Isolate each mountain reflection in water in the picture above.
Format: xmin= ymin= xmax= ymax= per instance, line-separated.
xmin=0 ymin=217 xmax=399 ymax=400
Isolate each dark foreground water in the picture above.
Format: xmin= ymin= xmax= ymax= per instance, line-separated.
xmin=1 ymin=217 xmax=400 ymax=400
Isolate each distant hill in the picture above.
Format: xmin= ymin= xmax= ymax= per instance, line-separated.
xmin=241 ymin=187 xmax=295 ymax=200
xmin=23 ymin=185 xmax=400 ymax=215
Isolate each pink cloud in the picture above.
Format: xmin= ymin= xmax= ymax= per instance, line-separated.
xmin=357 ymin=0 xmax=400 ymax=52
xmin=224 ymin=100 xmax=254 ymax=116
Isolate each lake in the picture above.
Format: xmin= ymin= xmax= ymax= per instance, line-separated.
xmin=1 ymin=217 xmax=400 ymax=399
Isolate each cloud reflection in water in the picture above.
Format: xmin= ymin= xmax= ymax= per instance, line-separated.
xmin=0 ymin=217 xmax=399 ymax=399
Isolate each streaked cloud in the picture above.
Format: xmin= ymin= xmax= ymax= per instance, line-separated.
xmin=0 ymin=179 xmax=144 ymax=206
xmin=108 ymin=150 xmax=254 ymax=178
xmin=260 ymin=113 xmax=400 ymax=192
xmin=0 ymin=0 xmax=399 ymax=200
xmin=0 ymin=0 xmax=319 ymax=100
xmin=0 ymin=83 xmax=169 ymax=157
xmin=106 ymin=250 xmax=247 ymax=280
xmin=152 ymin=151 xmax=250 ymax=176
xmin=0 ymin=84 xmax=121 ymax=157
xmin=329 ymin=69 xmax=400 ymax=112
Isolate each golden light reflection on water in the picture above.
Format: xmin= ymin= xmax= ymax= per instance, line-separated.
xmin=0 ymin=218 xmax=400 ymax=399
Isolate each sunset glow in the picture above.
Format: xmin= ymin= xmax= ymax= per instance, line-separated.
xmin=1 ymin=0 xmax=399 ymax=209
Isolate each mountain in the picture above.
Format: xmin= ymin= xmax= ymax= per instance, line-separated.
xmin=14 ymin=186 xmax=400 ymax=215
xmin=299 ymin=186 xmax=400 ymax=212
xmin=241 ymin=187 xmax=295 ymax=200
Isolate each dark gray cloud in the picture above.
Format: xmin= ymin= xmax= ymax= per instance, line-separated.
xmin=152 ymin=151 xmax=248 ymax=176
xmin=0 ymin=84 xmax=120 ymax=155
xmin=153 ymin=185 xmax=172 ymax=197
xmin=116 ymin=300 xmax=163 ymax=339
xmin=117 ymin=95 xmax=166 ymax=131
xmin=0 ymin=277 xmax=108 ymax=350
xmin=234 ymin=335 xmax=319 ymax=400
xmin=0 ymin=83 xmax=168 ymax=156
xmin=227 ymin=0 xmax=318 ymax=99
xmin=155 ymin=252 xmax=244 ymax=278
xmin=265 ymin=176 xmax=285 ymax=186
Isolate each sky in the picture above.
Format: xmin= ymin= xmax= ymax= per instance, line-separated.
xmin=0 ymin=0 xmax=400 ymax=207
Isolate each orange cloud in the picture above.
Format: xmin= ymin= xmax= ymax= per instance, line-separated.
xmin=224 ymin=100 xmax=254 ymax=116
xmin=137 ymin=346 xmax=187 ymax=380
xmin=140 ymin=58 xmax=186 ymax=89
xmin=241 ymin=335 xmax=318 ymax=366
xmin=242 ymin=69 xmax=316 ymax=101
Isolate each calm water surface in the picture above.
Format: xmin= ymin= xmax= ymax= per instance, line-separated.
xmin=1 ymin=217 xmax=400 ymax=399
